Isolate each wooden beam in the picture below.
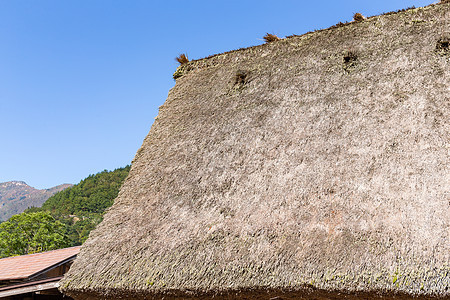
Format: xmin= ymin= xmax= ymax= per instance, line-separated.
xmin=0 ymin=281 xmax=59 ymax=297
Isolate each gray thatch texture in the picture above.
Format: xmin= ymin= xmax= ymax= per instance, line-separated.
xmin=61 ymin=3 xmax=449 ymax=299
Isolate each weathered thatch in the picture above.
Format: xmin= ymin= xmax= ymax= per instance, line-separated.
xmin=61 ymin=3 xmax=449 ymax=299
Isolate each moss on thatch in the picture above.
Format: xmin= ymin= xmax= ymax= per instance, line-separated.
xmin=61 ymin=3 xmax=450 ymax=300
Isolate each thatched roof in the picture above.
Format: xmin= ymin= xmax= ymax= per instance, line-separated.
xmin=61 ymin=3 xmax=449 ymax=299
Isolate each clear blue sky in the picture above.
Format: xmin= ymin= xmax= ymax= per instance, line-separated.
xmin=0 ymin=0 xmax=435 ymax=189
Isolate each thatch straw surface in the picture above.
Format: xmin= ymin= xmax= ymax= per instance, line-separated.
xmin=61 ymin=3 xmax=449 ymax=299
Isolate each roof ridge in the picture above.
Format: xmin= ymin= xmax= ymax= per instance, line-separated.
xmin=183 ymin=3 xmax=440 ymax=65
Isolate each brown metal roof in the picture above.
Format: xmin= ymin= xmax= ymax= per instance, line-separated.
xmin=0 ymin=246 xmax=81 ymax=281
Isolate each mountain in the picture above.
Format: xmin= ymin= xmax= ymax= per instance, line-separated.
xmin=0 ymin=181 xmax=72 ymax=221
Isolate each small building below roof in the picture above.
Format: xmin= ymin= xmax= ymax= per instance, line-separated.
xmin=0 ymin=246 xmax=80 ymax=300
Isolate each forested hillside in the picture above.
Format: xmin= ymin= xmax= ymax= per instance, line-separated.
xmin=40 ymin=166 xmax=130 ymax=216
xmin=0 ymin=166 xmax=130 ymax=258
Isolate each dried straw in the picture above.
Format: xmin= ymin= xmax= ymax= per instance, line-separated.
xmin=61 ymin=4 xmax=450 ymax=299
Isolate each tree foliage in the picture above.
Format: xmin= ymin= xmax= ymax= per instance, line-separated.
xmin=41 ymin=166 xmax=130 ymax=217
xmin=1 ymin=166 xmax=132 ymax=256
xmin=0 ymin=211 xmax=68 ymax=258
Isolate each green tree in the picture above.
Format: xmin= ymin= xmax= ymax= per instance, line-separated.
xmin=23 ymin=165 xmax=130 ymax=248
xmin=0 ymin=211 xmax=68 ymax=258
xmin=41 ymin=165 xmax=130 ymax=217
